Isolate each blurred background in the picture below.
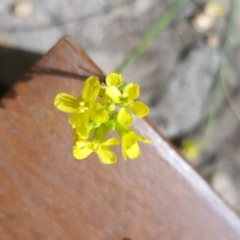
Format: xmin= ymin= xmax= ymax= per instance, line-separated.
xmin=0 ymin=0 xmax=239 ymax=214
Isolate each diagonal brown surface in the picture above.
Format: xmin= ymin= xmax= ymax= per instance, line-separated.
xmin=0 ymin=38 xmax=240 ymax=240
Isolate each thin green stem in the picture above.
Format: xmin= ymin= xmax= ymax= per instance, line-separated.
xmin=92 ymin=124 xmax=107 ymax=142
xmin=199 ymin=0 xmax=237 ymax=150
xmin=114 ymin=0 xmax=189 ymax=73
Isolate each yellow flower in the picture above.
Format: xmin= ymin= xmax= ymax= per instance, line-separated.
xmin=99 ymin=94 xmax=116 ymax=113
xmin=106 ymin=73 xmax=123 ymax=87
xmin=181 ymin=139 xmax=199 ymax=160
xmin=54 ymin=76 xmax=109 ymax=138
xmin=117 ymin=129 xmax=151 ymax=160
xmin=73 ymin=138 xmax=119 ymax=164
xmin=54 ymin=76 xmax=99 ymax=113
xmin=204 ymin=2 xmax=225 ymax=18
xmin=117 ymin=107 xmax=133 ymax=126
xmin=54 ymin=72 xmax=151 ymax=163
xmin=105 ymin=82 xmax=149 ymax=119
xmin=98 ymin=73 xmax=123 ymax=97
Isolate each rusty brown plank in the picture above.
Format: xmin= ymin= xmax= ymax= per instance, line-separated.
xmin=0 ymin=37 xmax=240 ymax=240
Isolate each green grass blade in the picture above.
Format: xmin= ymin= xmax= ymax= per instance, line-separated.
xmin=114 ymin=0 xmax=189 ymax=73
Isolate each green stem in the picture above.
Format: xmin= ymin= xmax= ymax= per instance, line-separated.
xmin=199 ymin=0 xmax=237 ymax=150
xmin=114 ymin=0 xmax=188 ymax=73
xmin=92 ymin=124 xmax=107 ymax=142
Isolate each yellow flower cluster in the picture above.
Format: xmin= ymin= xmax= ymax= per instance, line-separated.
xmin=54 ymin=73 xmax=151 ymax=164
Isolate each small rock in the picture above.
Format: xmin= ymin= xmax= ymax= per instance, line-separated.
xmin=11 ymin=1 xmax=33 ymax=18
xmin=206 ymin=33 xmax=220 ymax=48
xmin=192 ymin=12 xmax=215 ymax=32
xmin=211 ymin=170 xmax=238 ymax=208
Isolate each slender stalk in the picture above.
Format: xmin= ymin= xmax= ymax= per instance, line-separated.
xmin=114 ymin=0 xmax=189 ymax=73
xmin=199 ymin=0 xmax=237 ymax=149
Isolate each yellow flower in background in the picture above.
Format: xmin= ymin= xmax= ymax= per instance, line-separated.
xmin=54 ymin=72 xmax=151 ymax=163
xmin=204 ymin=2 xmax=225 ymax=18
xmin=181 ymin=139 xmax=199 ymax=160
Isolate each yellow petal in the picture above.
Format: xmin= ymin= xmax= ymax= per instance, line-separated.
xmin=99 ymin=86 xmax=106 ymax=97
xmin=74 ymin=138 xmax=87 ymax=148
xmin=136 ymin=134 xmax=151 ymax=143
xmin=97 ymin=147 xmax=116 ymax=164
xmin=106 ymin=73 xmax=123 ymax=87
xmin=99 ymin=94 xmax=111 ymax=105
xmin=122 ymin=131 xmax=136 ymax=160
xmin=123 ymin=83 xmax=139 ymax=100
xmin=117 ymin=107 xmax=133 ymax=126
xmin=82 ymin=76 xmax=100 ymax=103
xmin=73 ymin=145 xmax=93 ymax=159
xmin=123 ymin=131 xmax=136 ymax=149
xmin=126 ymin=142 xmax=140 ymax=159
xmin=68 ymin=114 xmax=77 ymax=128
xmin=75 ymin=112 xmax=89 ymax=138
xmin=128 ymin=101 xmax=149 ymax=118
xmin=122 ymin=147 xmax=127 ymax=161
xmin=105 ymin=86 xmax=122 ymax=103
xmin=90 ymin=103 xmax=109 ymax=123
xmin=54 ymin=93 xmax=79 ymax=113
xmin=102 ymin=138 xmax=119 ymax=147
